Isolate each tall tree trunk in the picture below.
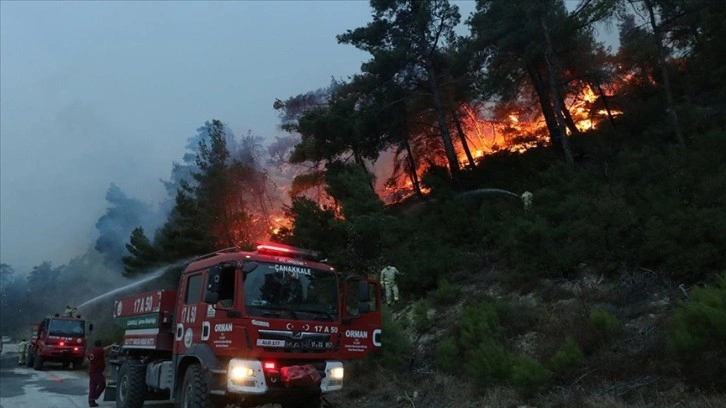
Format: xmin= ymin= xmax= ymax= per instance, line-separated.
xmin=427 ymin=63 xmax=462 ymax=190
xmin=644 ymin=0 xmax=685 ymax=146
xmin=443 ymin=69 xmax=476 ymax=169
xmin=353 ymin=149 xmax=376 ymax=191
xmin=403 ymin=139 xmax=422 ymax=197
xmin=452 ymin=109 xmax=476 ymax=168
xmin=594 ymin=79 xmax=618 ymax=129
xmin=559 ymin=95 xmax=581 ymax=137
xmin=401 ymin=108 xmax=423 ymax=198
xmin=526 ymin=64 xmax=560 ymax=146
xmin=541 ymin=17 xmax=575 ymax=165
xmin=255 ymin=189 xmax=272 ymax=237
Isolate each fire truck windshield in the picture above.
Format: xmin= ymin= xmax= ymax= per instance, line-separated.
xmin=244 ymin=263 xmax=338 ymax=321
xmin=48 ymin=319 xmax=85 ymax=336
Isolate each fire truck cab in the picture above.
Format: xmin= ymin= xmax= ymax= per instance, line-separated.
xmin=109 ymin=243 xmax=382 ymax=408
xmin=27 ymin=316 xmax=89 ymax=370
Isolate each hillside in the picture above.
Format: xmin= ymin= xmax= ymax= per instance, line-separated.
xmin=318 ymin=128 xmax=726 ymax=408
xmin=326 ymin=270 xmax=725 ymax=408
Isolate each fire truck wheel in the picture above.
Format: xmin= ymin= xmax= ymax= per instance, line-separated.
xmin=116 ymin=361 xmax=146 ymax=408
xmin=26 ymin=349 xmax=34 ymax=367
xmin=33 ymin=352 xmax=43 ymax=371
xmin=178 ymin=364 xmax=212 ymax=408
xmin=62 ymin=361 xmax=71 ymax=369
xmin=72 ymin=358 xmax=84 ymax=370
xmin=281 ymin=395 xmax=322 ymax=408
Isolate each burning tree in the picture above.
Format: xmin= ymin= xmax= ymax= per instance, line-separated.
xmin=124 ymin=119 xmax=278 ymax=270
xmin=338 ymin=0 xmax=466 ymax=189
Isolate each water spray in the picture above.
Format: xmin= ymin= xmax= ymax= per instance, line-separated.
xmin=76 ymin=261 xmax=186 ymax=309
xmin=458 ymin=188 xmax=520 ymax=198
xmin=459 ymin=188 xmax=533 ymax=212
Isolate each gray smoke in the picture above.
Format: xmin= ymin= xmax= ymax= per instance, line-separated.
xmin=94 ymin=183 xmax=162 ymax=267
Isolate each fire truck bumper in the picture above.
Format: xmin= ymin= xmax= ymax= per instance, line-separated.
xmin=40 ymin=347 xmax=84 ymax=361
xmin=225 ymin=359 xmax=344 ymax=395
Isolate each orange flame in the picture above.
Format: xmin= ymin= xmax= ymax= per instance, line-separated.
xmin=379 ymin=78 xmax=627 ymax=203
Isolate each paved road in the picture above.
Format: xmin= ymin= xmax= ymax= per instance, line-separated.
xmin=0 ymin=342 xmax=95 ymax=407
xmin=0 ymin=342 xmax=176 ymax=408
xmin=1 ymin=342 xmax=294 ymax=408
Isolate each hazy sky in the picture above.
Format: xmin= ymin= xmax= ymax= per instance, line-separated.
xmin=0 ymin=0 xmax=376 ymax=269
xmin=1 ymin=1 xmax=610 ymax=270
xmin=0 ymin=1 xmax=482 ymax=271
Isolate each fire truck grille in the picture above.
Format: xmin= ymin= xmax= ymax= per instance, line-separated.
xmin=257 ymin=330 xmax=332 ymax=353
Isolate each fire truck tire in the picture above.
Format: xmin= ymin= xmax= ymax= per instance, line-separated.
xmin=26 ymin=349 xmax=34 ymax=367
xmin=33 ymin=352 xmax=43 ymax=371
xmin=116 ymin=361 xmax=146 ymax=408
xmin=72 ymin=358 xmax=84 ymax=370
xmin=62 ymin=361 xmax=71 ymax=369
xmin=178 ymin=364 xmax=212 ymax=408
xmin=281 ymin=395 xmax=322 ymax=408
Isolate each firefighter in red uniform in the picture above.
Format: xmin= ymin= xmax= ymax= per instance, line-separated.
xmin=87 ymin=340 xmax=114 ymax=407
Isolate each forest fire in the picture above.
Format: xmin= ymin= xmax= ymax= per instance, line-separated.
xmin=458 ymin=82 xmax=622 ymax=161
xmin=378 ymin=79 xmax=624 ymax=204
xmin=269 ymin=216 xmax=290 ymax=235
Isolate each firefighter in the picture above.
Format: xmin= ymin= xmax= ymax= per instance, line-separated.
xmin=64 ymin=305 xmax=77 ymax=317
xmin=17 ymin=338 xmax=29 ymax=365
xmin=87 ymin=339 xmax=115 ymax=407
xmin=521 ymin=191 xmax=533 ymax=213
xmin=380 ymin=265 xmax=401 ymax=305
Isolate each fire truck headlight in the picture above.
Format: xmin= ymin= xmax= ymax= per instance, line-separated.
xmin=329 ymin=367 xmax=344 ymax=380
xmin=230 ymin=365 xmax=255 ymax=381
xmin=226 ymin=360 xmax=266 ymax=394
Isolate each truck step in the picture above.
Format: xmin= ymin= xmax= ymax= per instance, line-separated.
xmin=103 ymin=383 xmax=116 ymax=401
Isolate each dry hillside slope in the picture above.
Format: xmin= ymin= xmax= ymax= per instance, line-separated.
xmin=327 ymin=268 xmax=725 ymax=408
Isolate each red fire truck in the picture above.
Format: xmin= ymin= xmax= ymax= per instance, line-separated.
xmin=27 ymin=316 xmax=90 ymax=370
xmin=108 ymin=243 xmax=382 ymax=408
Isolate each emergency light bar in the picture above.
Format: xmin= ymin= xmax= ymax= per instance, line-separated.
xmin=254 ymin=242 xmax=322 ymax=262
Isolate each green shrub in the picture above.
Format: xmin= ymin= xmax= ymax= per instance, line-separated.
xmin=548 ymin=337 xmax=584 ymax=374
xmin=433 ymin=277 xmax=461 ymax=305
xmin=668 ymin=274 xmax=726 ymax=356
xmin=641 ymin=208 xmax=726 ymax=282
xmin=511 ymin=355 xmax=552 ymax=397
xmin=588 ymin=308 xmax=623 ymax=340
xmin=370 ymin=307 xmax=411 ymax=371
xmin=410 ymin=298 xmax=431 ymax=332
xmin=495 ymin=299 xmax=540 ymax=337
xmin=434 ymin=336 xmax=459 ymax=373
xmin=667 ymin=274 xmax=726 ymax=387
xmin=467 ymin=338 xmax=512 ymax=387
xmin=458 ymin=301 xmax=501 ymax=347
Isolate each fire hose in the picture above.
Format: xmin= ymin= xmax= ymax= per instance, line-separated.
xmin=459 ymin=188 xmax=533 ymax=212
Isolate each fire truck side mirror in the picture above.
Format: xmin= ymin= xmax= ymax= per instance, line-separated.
xmin=203 ymin=266 xmax=221 ymax=304
xmin=88 ymin=323 xmax=94 ymax=332
xmin=242 ymin=261 xmax=259 ymax=278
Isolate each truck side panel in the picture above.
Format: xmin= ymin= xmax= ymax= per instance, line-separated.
xmin=114 ymin=290 xmax=176 ymax=351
